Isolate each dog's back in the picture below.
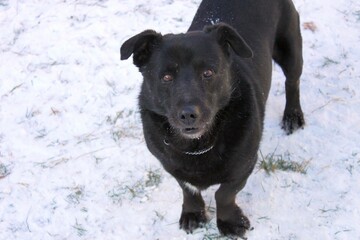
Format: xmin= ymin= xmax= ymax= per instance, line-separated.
xmin=189 ymin=0 xmax=302 ymax=106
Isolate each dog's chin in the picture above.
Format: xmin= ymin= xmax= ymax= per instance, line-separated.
xmin=179 ymin=126 xmax=207 ymax=139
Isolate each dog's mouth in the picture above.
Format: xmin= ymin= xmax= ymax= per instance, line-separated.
xmin=184 ymin=127 xmax=198 ymax=132
xmin=180 ymin=126 xmax=207 ymax=139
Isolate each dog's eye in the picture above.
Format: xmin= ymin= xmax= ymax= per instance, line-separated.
xmin=162 ymin=74 xmax=174 ymax=82
xmin=203 ymin=69 xmax=214 ymax=78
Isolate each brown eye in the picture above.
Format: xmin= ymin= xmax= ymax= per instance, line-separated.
xmin=203 ymin=69 xmax=214 ymax=78
xmin=162 ymin=74 xmax=173 ymax=82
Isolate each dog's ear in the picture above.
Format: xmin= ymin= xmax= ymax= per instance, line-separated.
xmin=120 ymin=30 xmax=162 ymax=68
xmin=204 ymin=23 xmax=253 ymax=58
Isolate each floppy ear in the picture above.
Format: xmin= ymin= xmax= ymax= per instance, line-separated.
xmin=120 ymin=30 xmax=162 ymax=68
xmin=204 ymin=23 xmax=253 ymax=58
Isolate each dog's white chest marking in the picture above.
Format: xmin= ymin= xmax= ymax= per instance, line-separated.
xmin=183 ymin=181 xmax=200 ymax=195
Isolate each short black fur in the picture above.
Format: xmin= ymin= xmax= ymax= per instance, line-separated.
xmin=120 ymin=0 xmax=305 ymax=237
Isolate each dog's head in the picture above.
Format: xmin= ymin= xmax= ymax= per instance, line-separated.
xmin=121 ymin=23 xmax=253 ymax=139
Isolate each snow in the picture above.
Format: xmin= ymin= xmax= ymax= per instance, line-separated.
xmin=0 ymin=0 xmax=359 ymax=239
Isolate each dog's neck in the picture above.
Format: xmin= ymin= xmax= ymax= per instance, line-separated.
xmin=163 ymin=138 xmax=214 ymax=156
xmin=183 ymin=145 xmax=214 ymax=155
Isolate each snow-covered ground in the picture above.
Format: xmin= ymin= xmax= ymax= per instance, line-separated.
xmin=0 ymin=0 xmax=359 ymax=239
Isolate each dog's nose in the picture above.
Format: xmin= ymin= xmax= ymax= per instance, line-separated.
xmin=179 ymin=106 xmax=200 ymax=126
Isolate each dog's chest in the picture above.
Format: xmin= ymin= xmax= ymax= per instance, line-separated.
xmin=165 ymin=150 xmax=229 ymax=187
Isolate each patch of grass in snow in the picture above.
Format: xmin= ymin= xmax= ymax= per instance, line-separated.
xmin=108 ymin=169 xmax=162 ymax=204
xmin=110 ymin=126 xmax=139 ymax=141
xmin=346 ymin=164 xmax=354 ymax=175
xmin=75 ymin=133 xmax=100 ymax=145
xmin=108 ymin=179 xmax=146 ymax=204
xmin=0 ymin=163 xmax=11 ymax=179
xmin=258 ymin=151 xmax=310 ymax=175
xmin=202 ymin=221 xmax=239 ymax=240
xmin=154 ymin=210 xmax=165 ymax=221
xmin=35 ymin=128 xmax=49 ymax=139
xmin=353 ymin=10 xmax=360 ymax=22
xmin=25 ymin=108 xmax=41 ymax=119
xmin=145 ymin=168 xmax=162 ymax=188
xmin=35 ymin=157 xmax=70 ymax=169
xmin=73 ymin=219 xmax=87 ymax=237
xmin=202 ymin=232 xmax=229 ymax=240
xmin=345 ymin=152 xmax=359 ymax=175
xmin=106 ymin=109 xmax=142 ymax=141
xmin=0 ymin=1 xmax=9 ymax=7
xmin=319 ymin=206 xmax=340 ymax=214
xmin=321 ymin=57 xmax=340 ymax=68
xmin=106 ymin=109 xmax=136 ymax=125
xmin=66 ymin=186 xmax=85 ymax=205
xmin=152 ymin=210 xmax=166 ymax=225
xmin=335 ymin=229 xmax=352 ymax=236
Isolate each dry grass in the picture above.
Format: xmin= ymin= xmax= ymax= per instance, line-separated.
xmin=258 ymin=150 xmax=310 ymax=175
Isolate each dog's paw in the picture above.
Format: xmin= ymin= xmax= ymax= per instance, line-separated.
xmin=282 ymin=108 xmax=305 ymax=135
xmin=179 ymin=210 xmax=207 ymax=233
xmin=217 ymin=208 xmax=250 ymax=238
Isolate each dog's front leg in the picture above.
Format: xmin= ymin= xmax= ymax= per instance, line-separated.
xmin=177 ymin=180 xmax=207 ymax=233
xmin=215 ymin=180 xmax=250 ymax=237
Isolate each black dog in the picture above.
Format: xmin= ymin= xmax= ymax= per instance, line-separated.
xmin=120 ymin=0 xmax=304 ymax=237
